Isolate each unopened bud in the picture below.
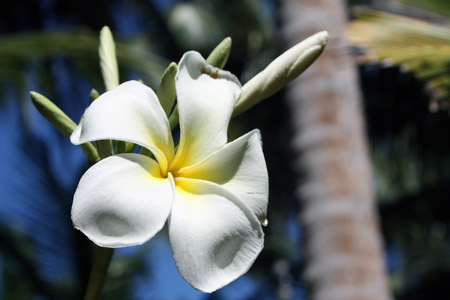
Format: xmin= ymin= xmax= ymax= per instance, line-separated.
xmin=30 ymin=91 xmax=100 ymax=163
xmin=233 ymin=31 xmax=328 ymax=116
xmin=157 ymin=62 xmax=178 ymax=117
xmin=206 ymin=37 xmax=232 ymax=69
xmin=99 ymin=26 xmax=119 ymax=91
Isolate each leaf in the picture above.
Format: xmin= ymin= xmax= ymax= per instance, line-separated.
xmin=347 ymin=8 xmax=450 ymax=107
xmin=0 ymin=31 xmax=167 ymax=93
xmin=398 ymin=0 xmax=450 ymax=18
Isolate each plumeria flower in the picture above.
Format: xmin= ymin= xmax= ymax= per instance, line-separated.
xmin=70 ymin=51 xmax=269 ymax=292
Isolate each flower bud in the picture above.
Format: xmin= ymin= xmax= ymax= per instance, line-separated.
xmin=233 ymin=31 xmax=328 ymax=116
xmin=89 ymin=89 xmax=100 ymax=103
xmin=30 ymin=91 xmax=100 ymax=163
xmin=206 ymin=37 xmax=232 ymax=69
xmin=99 ymin=26 xmax=119 ymax=91
xmin=157 ymin=62 xmax=178 ymax=116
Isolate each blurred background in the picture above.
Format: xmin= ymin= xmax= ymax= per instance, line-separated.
xmin=1 ymin=0 xmax=450 ymax=299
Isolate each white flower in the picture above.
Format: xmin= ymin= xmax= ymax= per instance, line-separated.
xmin=70 ymin=51 xmax=268 ymax=292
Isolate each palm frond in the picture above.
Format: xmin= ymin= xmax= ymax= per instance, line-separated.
xmin=347 ymin=8 xmax=450 ymax=109
xmin=398 ymin=0 xmax=450 ymax=18
xmin=0 ymin=30 xmax=168 ymax=92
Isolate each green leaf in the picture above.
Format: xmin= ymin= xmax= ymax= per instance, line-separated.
xmin=399 ymin=0 xmax=450 ymax=18
xmin=99 ymin=26 xmax=119 ymax=91
xmin=347 ymin=9 xmax=450 ymax=107
xmin=206 ymin=37 xmax=232 ymax=69
xmin=30 ymin=91 xmax=100 ymax=163
xmin=0 ymin=31 xmax=167 ymax=87
xmin=157 ymin=62 xmax=177 ymax=116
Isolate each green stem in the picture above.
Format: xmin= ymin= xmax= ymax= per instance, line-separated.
xmin=84 ymin=247 xmax=114 ymax=300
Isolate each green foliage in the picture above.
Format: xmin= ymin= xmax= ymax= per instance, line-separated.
xmin=166 ymin=0 xmax=276 ymax=60
xmin=348 ymin=4 xmax=450 ymax=297
xmin=0 ymin=30 xmax=167 ymax=98
xmin=360 ymin=61 xmax=450 ymax=298
xmin=399 ymin=0 xmax=450 ymax=17
xmin=348 ymin=8 xmax=450 ymax=106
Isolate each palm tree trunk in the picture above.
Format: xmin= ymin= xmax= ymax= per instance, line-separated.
xmin=279 ymin=1 xmax=392 ymax=299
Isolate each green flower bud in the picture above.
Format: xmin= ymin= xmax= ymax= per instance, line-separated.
xmin=99 ymin=26 xmax=119 ymax=92
xmin=89 ymin=89 xmax=100 ymax=103
xmin=233 ymin=31 xmax=328 ymax=116
xmin=30 ymin=91 xmax=100 ymax=163
xmin=157 ymin=62 xmax=178 ymax=116
xmin=206 ymin=37 xmax=232 ymax=69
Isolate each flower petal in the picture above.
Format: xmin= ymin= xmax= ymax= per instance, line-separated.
xmin=169 ymin=178 xmax=264 ymax=292
xmin=72 ymin=153 xmax=174 ymax=248
xmin=170 ymin=51 xmax=241 ymax=170
xmin=71 ymin=80 xmax=174 ymax=174
xmin=176 ymin=130 xmax=268 ymax=224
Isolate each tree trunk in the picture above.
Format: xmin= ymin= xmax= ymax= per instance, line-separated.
xmin=279 ymin=1 xmax=392 ymax=299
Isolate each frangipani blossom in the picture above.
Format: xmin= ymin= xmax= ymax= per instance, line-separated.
xmin=70 ymin=51 xmax=268 ymax=292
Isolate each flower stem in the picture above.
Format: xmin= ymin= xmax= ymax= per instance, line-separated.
xmin=84 ymin=247 xmax=114 ymax=300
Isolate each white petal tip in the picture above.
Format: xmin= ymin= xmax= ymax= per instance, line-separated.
xmin=315 ymin=31 xmax=329 ymax=47
xmin=178 ymin=51 xmax=241 ymax=89
xmin=70 ymin=124 xmax=82 ymax=145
